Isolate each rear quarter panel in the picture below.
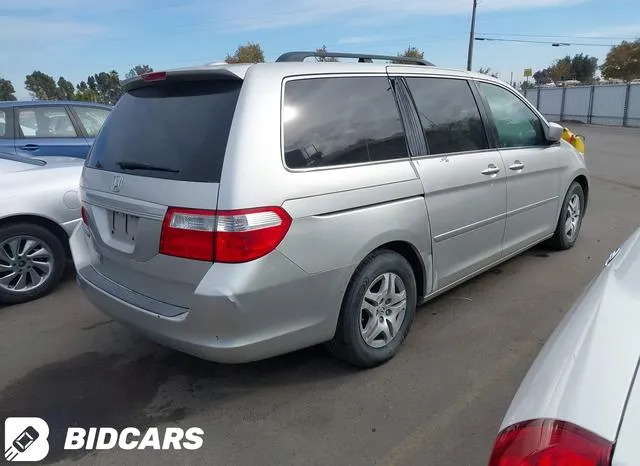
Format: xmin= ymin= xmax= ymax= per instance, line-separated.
xmin=218 ymin=64 xmax=432 ymax=321
xmin=220 ymin=65 xmax=432 ymax=268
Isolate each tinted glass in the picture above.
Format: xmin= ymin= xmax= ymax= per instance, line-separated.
xmin=283 ymin=77 xmax=408 ymax=169
xmin=17 ymin=107 xmax=77 ymax=138
xmin=86 ymin=80 xmax=241 ymax=182
xmin=479 ymin=82 xmax=545 ymax=148
xmin=73 ymin=106 xmax=111 ymax=137
xmin=405 ymin=78 xmax=488 ymax=155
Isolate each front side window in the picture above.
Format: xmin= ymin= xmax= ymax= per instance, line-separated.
xmin=283 ymin=76 xmax=408 ymax=169
xmin=73 ymin=106 xmax=111 ymax=137
xmin=478 ymin=82 xmax=545 ymax=148
xmin=405 ymin=77 xmax=488 ymax=155
xmin=17 ymin=107 xmax=77 ymax=138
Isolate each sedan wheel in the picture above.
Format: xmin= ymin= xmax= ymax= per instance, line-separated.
xmin=0 ymin=235 xmax=54 ymax=293
xmin=0 ymin=223 xmax=67 ymax=305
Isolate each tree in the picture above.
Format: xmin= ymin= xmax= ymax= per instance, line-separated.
xmin=571 ymin=53 xmax=598 ymax=82
xmin=533 ymin=69 xmax=553 ymax=85
xmin=125 ymin=64 xmax=154 ymax=79
xmin=225 ymin=42 xmax=265 ymax=64
xmin=601 ymin=39 xmax=640 ymax=82
xmin=392 ymin=46 xmax=424 ymax=64
xmin=478 ymin=67 xmax=499 ymax=78
xmin=75 ymin=81 xmax=99 ymax=102
xmin=24 ymin=71 xmax=58 ymax=100
xmin=315 ymin=45 xmax=338 ymax=62
xmin=90 ymin=70 xmax=122 ymax=105
xmin=56 ymin=77 xmax=75 ymax=100
xmin=548 ymin=56 xmax=572 ymax=82
xmin=0 ymin=78 xmax=17 ymax=101
xmin=520 ymin=81 xmax=535 ymax=90
xmin=534 ymin=54 xmax=598 ymax=84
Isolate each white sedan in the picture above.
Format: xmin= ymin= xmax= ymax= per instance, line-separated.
xmin=490 ymin=228 xmax=640 ymax=465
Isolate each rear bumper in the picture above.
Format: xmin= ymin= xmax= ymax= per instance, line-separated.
xmin=70 ymin=225 xmax=350 ymax=363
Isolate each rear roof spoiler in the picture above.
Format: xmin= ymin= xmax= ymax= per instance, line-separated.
xmin=123 ymin=68 xmax=243 ymax=92
xmin=276 ymin=51 xmax=434 ymax=66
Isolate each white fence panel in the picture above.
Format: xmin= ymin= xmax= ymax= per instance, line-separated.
xmin=538 ymin=88 xmax=563 ymax=121
xmin=591 ymin=85 xmax=627 ymax=126
xmin=626 ymin=85 xmax=640 ymax=128
xmin=563 ymin=87 xmax=591 ymax=123
xmin=525 ymin=89 xmax=539 ymax=107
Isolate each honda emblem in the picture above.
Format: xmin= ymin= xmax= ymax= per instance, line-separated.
xmin=111 ymin=175 xmax=124 ymax=192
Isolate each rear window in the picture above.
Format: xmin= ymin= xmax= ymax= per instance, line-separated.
xmin=86 ymin=79 xmax=242 ymax=182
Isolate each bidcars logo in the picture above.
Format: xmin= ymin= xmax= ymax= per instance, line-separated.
xmin=4 ymin=417 xmax=50 ymax=462
xmin=64 ymin=427 xmax=204 ymax=451
xmin=4 ymin=418 xmax=204 ymax=462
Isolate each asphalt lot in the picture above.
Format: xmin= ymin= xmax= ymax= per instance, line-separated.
xmin=1 ymin=123 xmax=640 ymax=466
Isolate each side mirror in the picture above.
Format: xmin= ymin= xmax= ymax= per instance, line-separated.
xmin=545 ymin=122 xmax=563 ymax=143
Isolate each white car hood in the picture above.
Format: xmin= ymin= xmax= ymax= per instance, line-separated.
xmin=500 ymin=228 xmax=640 ymax=442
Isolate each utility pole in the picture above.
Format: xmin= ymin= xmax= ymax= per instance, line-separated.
xmin=466 ymin=0 xmax=478 ymax=71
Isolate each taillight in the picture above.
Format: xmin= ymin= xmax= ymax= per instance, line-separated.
xmin=141 ymin=71 xmax=167 ymax=82
xmin=160 ymin=208 xmax=216 ymax=261
xmin=159 ymin=206 xmax=291 ymax=263
xmin=81 ymin=206 xmax=88 ymax=225
xmin=489 ymin=419 xmax=613 ymax=466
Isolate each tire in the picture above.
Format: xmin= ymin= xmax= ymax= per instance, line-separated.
xmin=547 ymin=181 xmax=585 ymax=250
xmin=327 ymin=250 xmax=417 ymax=368
xmin=0 ymin=223 xmax=67 ymax=305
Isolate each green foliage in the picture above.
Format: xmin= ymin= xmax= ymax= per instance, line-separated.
xmin=601 ymin=39 xmax=640 ymax=82
xmin=57 ymin=77 xmax=75 ymax=100
xmin=392 ymin=46 xmax=425 ymax=64
xmin=24 ymin=71 xmax=58 ymax=100
xmin=125 ymin=64 xmax=154 ymax=80
xmin=89 ymin=71 xmax=122 ymax=105
xmin=225 ymin=42 xmax=265 ymax=64
xmin=0 ymin=78 xmax=17 ymax=100
xmin=534 ymin=54 xmax=598 ymax=84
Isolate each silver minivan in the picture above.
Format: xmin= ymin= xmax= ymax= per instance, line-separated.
xmin=71 ymin=51 xmax=589 ymax=367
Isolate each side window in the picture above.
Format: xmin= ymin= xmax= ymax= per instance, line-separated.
xmin=17 ymin=107 xmax=78 ymax=138
xmin=73 ymin=106 xmax=110 ymax=137
xmin=283 ymin=76 xmax=408 ymax=169
xmin=405 ymin=77 xmax=488 ymax=155
xmin=478 ymin=82 xmax=545 ymax=148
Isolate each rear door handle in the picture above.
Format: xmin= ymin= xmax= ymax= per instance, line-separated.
xmin=509 ymin=161 xmax=525 ymax=171
xmin=481 ymin=164 xmax=501 ymax=176
xmin=19 ymin=144 xmax=40 ymax=151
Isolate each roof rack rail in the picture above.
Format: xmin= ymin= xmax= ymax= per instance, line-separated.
xmin=275 ymin=51 xmax=434 ymax=66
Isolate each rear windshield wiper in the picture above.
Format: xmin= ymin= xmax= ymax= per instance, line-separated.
xmin=116 ymin=161 xmax=180 ymax=173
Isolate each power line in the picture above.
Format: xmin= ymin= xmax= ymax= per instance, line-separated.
xmin=475 ymin=37 xmax=615 ymax=47
xmin=476 ymin=32 xmax=638 ymax=41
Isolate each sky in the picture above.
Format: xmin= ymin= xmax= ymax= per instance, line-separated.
xmin=2 ymin=0 xmax=639 ymax=99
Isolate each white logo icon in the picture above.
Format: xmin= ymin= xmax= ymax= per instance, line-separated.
xmin=4 ymin=417 xmax=50 ymax=462
xmin=111 ymin=175 xmax=124 ymax=192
